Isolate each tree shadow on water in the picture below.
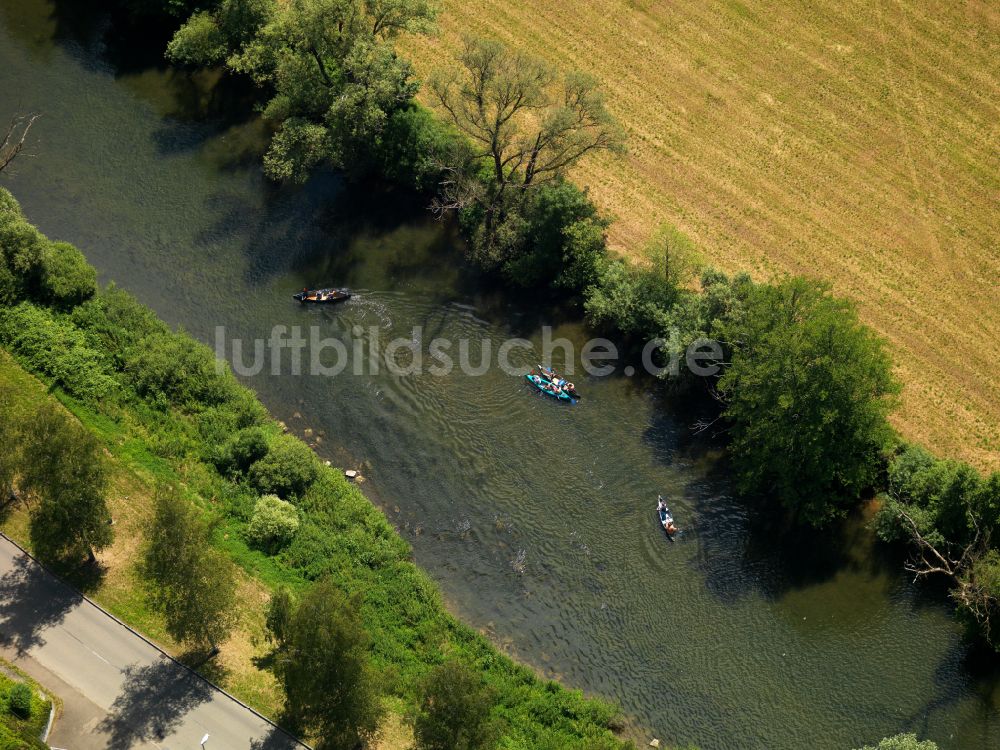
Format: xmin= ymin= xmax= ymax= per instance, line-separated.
xmin=0 ymin=554 xmax=78 ymax=654
xmin=97 ymin=657 xmax=212 ymax=750
xmin=683 ymin=458 xmax=898 ymax=606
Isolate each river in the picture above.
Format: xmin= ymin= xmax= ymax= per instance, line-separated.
xmin=1 ymin=2 xmax=997 ymax=747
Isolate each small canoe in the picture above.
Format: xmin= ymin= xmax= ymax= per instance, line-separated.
xmin=535 ymin=364 xmax=581 ymax=399
xmin=293 ymin=287 xmax=351 ymax=304
xmin=657 ymin=500 xmax=678 ymax=540
xmin=525 ymin=373 xmax=575 ymax=403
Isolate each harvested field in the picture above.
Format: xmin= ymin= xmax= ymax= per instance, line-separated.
xmin=402 ymin=0 xmax=1000 ymax=470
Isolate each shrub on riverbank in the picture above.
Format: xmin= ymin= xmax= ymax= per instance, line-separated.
xmin=874 ymin=444 xmax=1000 ymax=647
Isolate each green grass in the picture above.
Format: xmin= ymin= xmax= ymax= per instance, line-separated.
xmin=0 ymin=660 xmax=53 ymax=750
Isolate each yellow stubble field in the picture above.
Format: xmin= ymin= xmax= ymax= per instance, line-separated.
xmin=401 ymin=0 xmax=1000 ymax=471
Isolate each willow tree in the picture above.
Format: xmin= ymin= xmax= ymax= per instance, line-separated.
xmin=429 ymin=37 xmax=623 ymax=264
xmin=713 ymin=277 xmax=899 ymax=526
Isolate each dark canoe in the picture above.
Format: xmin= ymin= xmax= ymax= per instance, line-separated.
xmin=293 ymin=288 xmax=352 ymax=304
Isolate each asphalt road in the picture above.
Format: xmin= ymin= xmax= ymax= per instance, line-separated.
xmin=0 ymin=535 xmax=307 ymax=750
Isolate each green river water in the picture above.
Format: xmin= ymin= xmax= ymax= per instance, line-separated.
xmin=1 ymin=2 xmax=997 ymax=747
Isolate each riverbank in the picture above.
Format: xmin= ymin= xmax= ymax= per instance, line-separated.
xmin=0 ymin=189 xmax=633 ymax=748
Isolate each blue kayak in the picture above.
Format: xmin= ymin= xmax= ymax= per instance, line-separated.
xmin=525 ymin=373 xmax=575 ymax=403
xmin=535 ymin=364 xmax=581 ymax=399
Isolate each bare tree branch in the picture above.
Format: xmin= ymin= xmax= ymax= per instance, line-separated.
xmin=0 ymin=113 xmax=40 ymax=174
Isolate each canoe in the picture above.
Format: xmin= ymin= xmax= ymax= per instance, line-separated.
xmin=535 ymin=364 xmax=581 ymax=399
xmin=657 ymin=503 xmax=678 ymax=540
xmin=293 ymin=287 xmax=351 ymax=304
xmin=525 ymin=373 xmax=575 ymax=403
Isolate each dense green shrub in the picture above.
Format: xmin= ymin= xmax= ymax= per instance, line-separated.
xmin=877 ymin=443 xmax=1000 ymax=544
xmin=6 ymin=684 xmax=30 ymax=720
xmin=375 ymin=105 xmax=459 ymax=194
xmin=500 ymin=181 xmax=608 ymax=291
xmin=0 ymin=303 xmax=118 ymax=403
xmin=213 ymin=426 xmax=270 ymax=477
xmin=71 ymin=284 xmax=168 ymax=368
xmin=558 ymin=218 xmax=608 ymax=295
xmin=0 ymin=189 xmax=45 ymax=304
xmin=128 ymin=331 xmax=235 ymax=410
xmin=248 ymin=434 xmax=318 ymax=498
xmin=584 ymin=257 xmax=678 ymax=342
xmin=39 ymin=241 xmax=97 ymax=309
xmin=166 ymin=10 xmax=228 ymax=63
xmin=247 ymin=494 xmax=299 ymax=551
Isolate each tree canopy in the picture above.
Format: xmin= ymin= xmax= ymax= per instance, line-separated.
xmin=278 ymin=579 xmax=384 ymax=749
xmin=430 ymin=36 xmax=622 ymax=264
xmin=411 ymin=660 xmax=499 ymax=750
xmin=143 ymin=491 xmax=237 ymax=653
xmin=19 ymin=403 xmax=114 ymax=562
xmin=168 ymin=0 xmax=438 ymax=182
xmin=714 ymin=277 xmax=899 ymax=526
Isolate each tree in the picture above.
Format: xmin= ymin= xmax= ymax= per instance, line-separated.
xmin=644 ymin=223 xmax=703 ymax=290
xmin=0 ymin=187 xmax=46 ymax=305
xmin=583 ymin=257 xmax=678 ymax=341
xmin=0 ymin=114 xmax=39 ymax=174
xmin=497 ymin=179 xmax=607 ymax=290
xmin=169 ymin=0 xmax=437 ymax=182
xmin=854 ymin=733 xmax=939 ymax=750
xmin=874 ymin=444 xmax=1000 ymax=649
xmin=247 ymin=435 xmax=318 ymax=499
xmin=411 ymin=660 xmax=498 ymax=750
xmin=143 ymin=492 xmax=237 ymax=654
xmin=430 ymin=36 xmax=623 ymax=263
xmin=265 ymin=585 xmax=296 ymax=648
xmin=19 ymin=404 xmax=114 ymax=562
xmin=713 ymin=277 xmax=899 ymax=526
xmin=40 ymin=240 xmax=97 ymax=309
xmin=278 ymin=579 xmax=384 ymax=749
xmin=247 ymin=494 xmax=300 ymax=551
